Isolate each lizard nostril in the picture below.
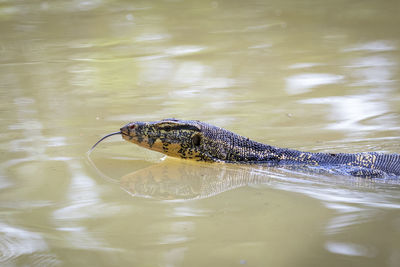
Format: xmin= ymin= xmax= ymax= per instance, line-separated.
xmin=120 ymin=125 xmax=131 ymax=134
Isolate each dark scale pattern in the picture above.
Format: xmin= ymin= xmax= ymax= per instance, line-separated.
xmin=121 ymin=119 xmax=400 ymax=179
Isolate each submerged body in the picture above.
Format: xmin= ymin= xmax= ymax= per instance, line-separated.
xmin=95 ymin=119 xmax=400 ymax=178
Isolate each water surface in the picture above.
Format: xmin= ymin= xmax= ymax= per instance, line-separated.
xmin=1 ymin=0 xmax=400 ymax=266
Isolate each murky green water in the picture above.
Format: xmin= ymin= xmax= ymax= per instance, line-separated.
xmin=1 ymin=0 xmax=400 ymax=266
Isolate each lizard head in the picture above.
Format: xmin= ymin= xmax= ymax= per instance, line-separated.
xmin=92 ymin=118 xmax=267 ymax=163
xmin=120 ymin=119 xmax=216 ymax=162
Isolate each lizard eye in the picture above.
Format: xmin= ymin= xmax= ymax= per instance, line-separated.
xmin=192 ymin=134 xmax=201 ymax=146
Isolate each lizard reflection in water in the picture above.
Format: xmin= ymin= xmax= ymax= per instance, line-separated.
xmin=119 ymin=158 xmax=385 ymax=200
xmin=120 ymin=159 xmax=273 ymax=200
xmin=91 ymin=118 xmax=400 ymax=179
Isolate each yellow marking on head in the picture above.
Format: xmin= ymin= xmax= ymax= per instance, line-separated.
xmin=122 ymin=134 xmax=202 ymax=160
xmin=151 ymin=140 xmax=181 ymax=156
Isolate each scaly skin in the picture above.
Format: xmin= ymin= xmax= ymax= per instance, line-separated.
xmin=120 ymin=119 xmax=400 ymax=178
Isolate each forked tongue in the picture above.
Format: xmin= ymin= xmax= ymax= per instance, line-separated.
xmin=89 ymin=131 xmax=122 ymax=153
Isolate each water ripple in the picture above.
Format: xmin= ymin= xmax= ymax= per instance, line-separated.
xmin=285 ymin=73 xmax=344 ymax=95
xmin=343 ymin=40 xmax=396 ymax=52
xmin=325 ymin=241 xmax=376 ymax=257
xmin=0 ymin=223 xmax=50 ymax=263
